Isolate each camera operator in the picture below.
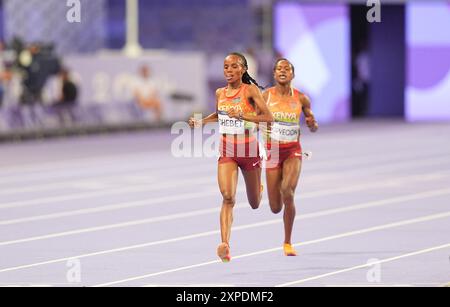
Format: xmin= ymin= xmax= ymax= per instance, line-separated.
xmin=52 ymin=68 xmax=78 ymax=126
xmin=18 ymin=42 xmax=61 ymax=106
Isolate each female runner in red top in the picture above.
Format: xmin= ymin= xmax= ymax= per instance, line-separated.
xmin=189 ymin=53 xmax=273 ymax=262
xmin=262 ymin=58 xmax=318 ymax=256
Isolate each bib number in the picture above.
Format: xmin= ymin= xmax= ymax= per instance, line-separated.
xmin=218 ymin=111 xmax=245 ymax=135
xmin=271 ymin=122 xmax=299 ymax=142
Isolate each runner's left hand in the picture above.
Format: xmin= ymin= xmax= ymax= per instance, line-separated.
xmin=306 ymin=117 xmax=318 ymax=132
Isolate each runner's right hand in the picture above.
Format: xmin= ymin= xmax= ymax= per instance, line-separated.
xmin=188 ymin=117 xmax=202 ymax=128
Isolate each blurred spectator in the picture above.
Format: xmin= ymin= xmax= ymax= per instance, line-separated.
xmin=353 ymin=41 xmax=370 ymax=117
xmin=0 ymin=42 xmax=14 ymax=109
xmin=0 ymin=42 xmax=6 ymax=107
xmin=52 ymin=68 xmax=78 ymax=126
xmin=133 ymin=65 xmax=162 ymax=123
xmin=19 ymin=42 xmax=61 ymax=106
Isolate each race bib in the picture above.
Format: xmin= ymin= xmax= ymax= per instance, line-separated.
xmin=218 ymin=111 xmax=245 ymax=135
xmin=271 ymin=121 xmax=300 ymax=142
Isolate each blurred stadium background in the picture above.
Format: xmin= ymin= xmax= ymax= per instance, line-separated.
xmin=0 ymin=0 xmax=448 ymax=141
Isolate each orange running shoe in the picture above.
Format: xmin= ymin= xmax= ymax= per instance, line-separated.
xmin=283 ymin=243 xmax=297 ymax=256
xmin=217 ymin=243 xmax=231 ymax=262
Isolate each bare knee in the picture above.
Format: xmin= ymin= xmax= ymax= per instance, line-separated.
xmin=271 ymin=207 xmax=283 ymax=214
xmin=222 ymin=192 xmax=235 ymax=207
xmin=269 ymin=202 xmax=283 ymax=214
xmin=249 ymin=201 xmax=259 ymax=210
xmin=281 ymin=185 xmax=295 ymax=204
xmin=249 ymin=200 xmax=260 ymax=210
xmin=247 ymin=188 xmax=261 ymax=210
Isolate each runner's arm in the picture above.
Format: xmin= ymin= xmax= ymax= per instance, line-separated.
xmin=302 ymin=95 xmax=318 ymax=133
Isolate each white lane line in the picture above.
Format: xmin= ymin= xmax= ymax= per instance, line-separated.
xmin=0 ymin=147 xmax=394 ymax=191
xmin=0 ymin=134 xmax=350 ymax=175
xmin=142 ymin=284 xmax=236 ymax=288
xmin=0 ymin=203 xmax=222 ymax=246
xmin=0 ymin=157 xmax=444 ymax=197
xmin=2 ymin=151 xmax=450 ymax=210
xmin=3 ymin=120 xmax=447 ymax=171
xmin=2 ymin=122 xmax=448 ymax=178
xmin=0 ymin=174 xmax=156 ymax=196
xmin=0 ymin=151 xmax=170 ymax=175
xmin=0 ymin=229 xmax=220 ymax=275
xmin=0 ymin=284 xmax=55 ymax=288
xmin=0 ymin=189 xmax=218 ymax=226
xmin=1 ymin=187 xmax=449 ymax=247
xmin=0 ymin=158 xmax=209 ymax=187
xmin=0 ymin=173 xmax=441 ymax=225
xmin=324 ymin=284 xmax=415 ymax=287
xmin=0 ymin=177 xmax=213 ymax=210
xmin=1 ymin=144 xmax=448 ymax=191
xmin=2 ymin=200 xmax=450 ymax=277
xmin=276 ymin=243 xmax=450 ymax=287
xmin=0 ymin=137 xmax=387 ymax=176
xmin=92 ymin=211 xmax=450 ymax=287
